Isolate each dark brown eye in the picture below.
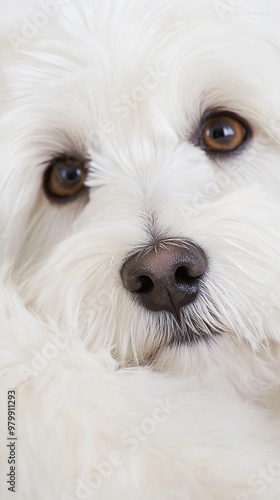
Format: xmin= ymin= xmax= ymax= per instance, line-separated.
xmin=44 ymin=156 xmax=88 ymax=200
xmin=201 ymin=114 xmax=248 ymax=152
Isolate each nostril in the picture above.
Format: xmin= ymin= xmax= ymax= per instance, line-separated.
xmin=137 ymin=275 xmax=155 ymax=294
xmin=175 ymin=266 xmax=190 ymax=283
xmin=175 ymin=266 xmax=197 ymax=286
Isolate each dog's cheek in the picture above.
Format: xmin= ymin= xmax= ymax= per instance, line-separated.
xmin=201 ymin=189 xmax=280 ymax=345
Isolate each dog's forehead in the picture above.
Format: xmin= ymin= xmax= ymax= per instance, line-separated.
xmin=7 ymin=0 xmax=275 ymax=96
xmin=46 ymin=0 xmax=271 ymax=84
xmin=3 ymin=0 xmax=280 ymax=159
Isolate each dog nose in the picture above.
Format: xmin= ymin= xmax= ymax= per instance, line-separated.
xmin=121 ymin=241 xmax=207 ymax=319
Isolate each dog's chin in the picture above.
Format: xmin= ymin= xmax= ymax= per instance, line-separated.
xmin=168 ymin=324 xmax=219 ymax=347
xmin=152 ymin=299 xmax=224 ymax=348
xmin=168 ymin=319 xmax=222 ymax=350
xmin=134 ymin=310 xmax=224 ymax=366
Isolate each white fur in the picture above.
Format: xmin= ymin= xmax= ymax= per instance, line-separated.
xmin=1 ymin=0 xmax=280 ymax=498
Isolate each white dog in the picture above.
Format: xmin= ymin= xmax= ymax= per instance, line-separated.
xmin=1 ymin=0 xmax=280 ymax=498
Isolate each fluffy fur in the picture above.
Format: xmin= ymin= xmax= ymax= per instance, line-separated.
xmin=1 ymin=0 xmax=280 ymax=498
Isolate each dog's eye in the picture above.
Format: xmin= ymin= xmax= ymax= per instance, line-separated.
xmin=44 ymin=156 xmax=88 ymax=201
xmin=201 ymin=114 xmax=248 ymax=153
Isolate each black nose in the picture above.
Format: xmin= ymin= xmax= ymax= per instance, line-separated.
xmin=121 ymin=241 xmax=207 ymax=319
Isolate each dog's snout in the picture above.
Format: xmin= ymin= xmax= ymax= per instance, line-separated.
xmin=121 ymin=241 xmax=207 ymax=319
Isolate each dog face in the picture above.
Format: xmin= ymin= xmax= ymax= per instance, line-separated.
xmin=2 ymin=0 xmax=280 ymax=363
